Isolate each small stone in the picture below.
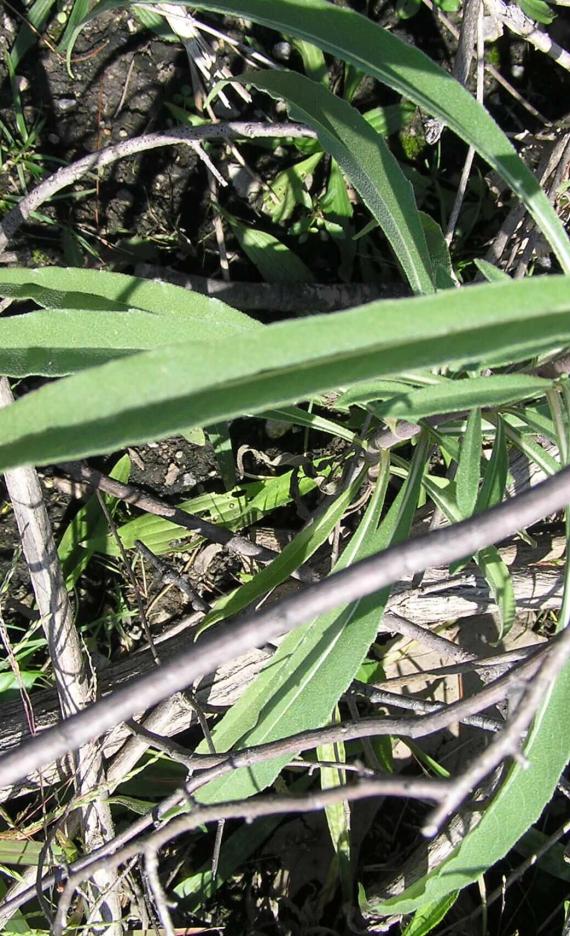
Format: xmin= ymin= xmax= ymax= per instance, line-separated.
xmin=48 ymin=133 xmax=60 ymax=145
xmin=511 ymin=64 xmax=524 ymax=79
xmin=273 ymin=41 xmax=291 ymax=61
xmin=165 ymin=463 xmax=180 ymax=486
xmin=15 ymin=76 xmax=29 ymax=93
xmin=55 ymin=98 xmax=77 ymax=113
xmin=118 ymin=127 xmax=128 ymax=138
xmin=175 ymin=450 xmax=184 ymax=460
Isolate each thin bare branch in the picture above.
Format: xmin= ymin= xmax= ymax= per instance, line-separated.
xmin=58 ymin=461 xmax=318 ymax=583
xmin=0 ymin=122 xmax=315 ymax=255
xmin=0 ymin=637 xmax=550 ymax=919
xmin=1 ymin=460 xmax=569 ymax=792
xmin=135 ymin=263 xmax=408 ymax=310
xmin=423 ymin=619 xmax=570 ymax=835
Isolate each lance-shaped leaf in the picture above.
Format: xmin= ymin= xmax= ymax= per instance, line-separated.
xmin=0 ymin=277 xmax=570 ymax=472
xmin=231 ymin=69 xmax=435 ymax=294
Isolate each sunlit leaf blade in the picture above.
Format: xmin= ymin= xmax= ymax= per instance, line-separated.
xmin=194 ymin=441 xmax=428 ymax=807
xmin=318 ymin=715 xmax=352 ymax=902
xmin=193 ymin=454 xmax=392 ymax=802
xmin=369 ymin=375 xmax=552 ymax=422
xmin=456 ymin=408 xmax=481 ymax=517
xmin=89 ymin=469 xmax=322 ymax=556
xmin=0 ymin=309 xmax=214 ymax=376
xmin=477 ymin=544 xmax=516 ymax=639
xmin=0 ymin=265 xmax=258 ymax=331
xmin=197 ymin=468 xmax=364 ymax=633
xmin=1 ymin=277 xmax=570 ymax=472
xmin=236 ymin=69 xmax=435 ymax=294
xmin=71 ymin=0 xmax=570 ymax=270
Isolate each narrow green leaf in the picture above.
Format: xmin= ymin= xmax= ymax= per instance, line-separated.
xmin=369 ymin=375 xmax=552 ymax=422
xmin=193 ymin=454 xmax=393 ymax=804
xmin=318 ymin=715 xmax=352 ymax=902
xmin=335 ymin=379 xmax=419 ymax=409
xmin=0 ymin=266 xmax=258 ymax=331
xmin=490 ymin=412 xmax=560 ymax=478
xmin=476 ymin=416 xmax=507 ymax=512
xmin=401 ymin=892 xmax=459 ymax=936
xmin=0 ymin=277 xmax=570 ymax=473
xmin=0 ymin=837 xmax=62 ymax=866
xmin=58 ymin=454 xmax=131 ymax=587
xmin=290 ymin=37 xmax=328 ymax=84
xmin=419 ymin=211 xmax=455 ymax=290
xmin=90 ymin=469 xmax=322 ymax=556
xmin=9 ymin=0 xmax=56 ymax=70
xmin=236 ymin=69 xmax=435 ymax=294
xmin=260 ymin=406 xmax=356 ymax=444
xmin=477 ymin=544 xmax=516 ymax=639
xmin=58 ymin=0 xmax=90 ymax=51
xmin=197 ymin=466 xmax=364 ymax=633
xmin=195 ymin=441 xmax=428 ymax=807
xmin=206 ymin=421 xmax=236 ymax=490
xmin=227 ymin=215 xmax=314 ymax=282
xmin=456 ymin=408 xmax=481 ymax=517
xmin=421 ymin=472 xmax=515 ymax=637
xmin=474 ymin=258 xmax=510 ymax=283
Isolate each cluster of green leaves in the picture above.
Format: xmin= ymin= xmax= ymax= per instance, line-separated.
xmin=1 ymin=0 xmax=570 ymax=932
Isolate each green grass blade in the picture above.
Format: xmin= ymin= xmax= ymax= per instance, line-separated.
xmin=476 ymin=416 xmax=507 ymax=512
xmin=197 ymin=467 xmax=364 ymax=633
xmin=9 ymin=0 xmax=57 ymax=71
xmin=227 ymin=215 xmax=315 ymax=282
xmin=400 ymin=892 xmax=459 ymax=936
xmin=193 ymin=453 xmax=393 ymax=803
xmin=90 ymin=469 xmax=322 ymax=556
